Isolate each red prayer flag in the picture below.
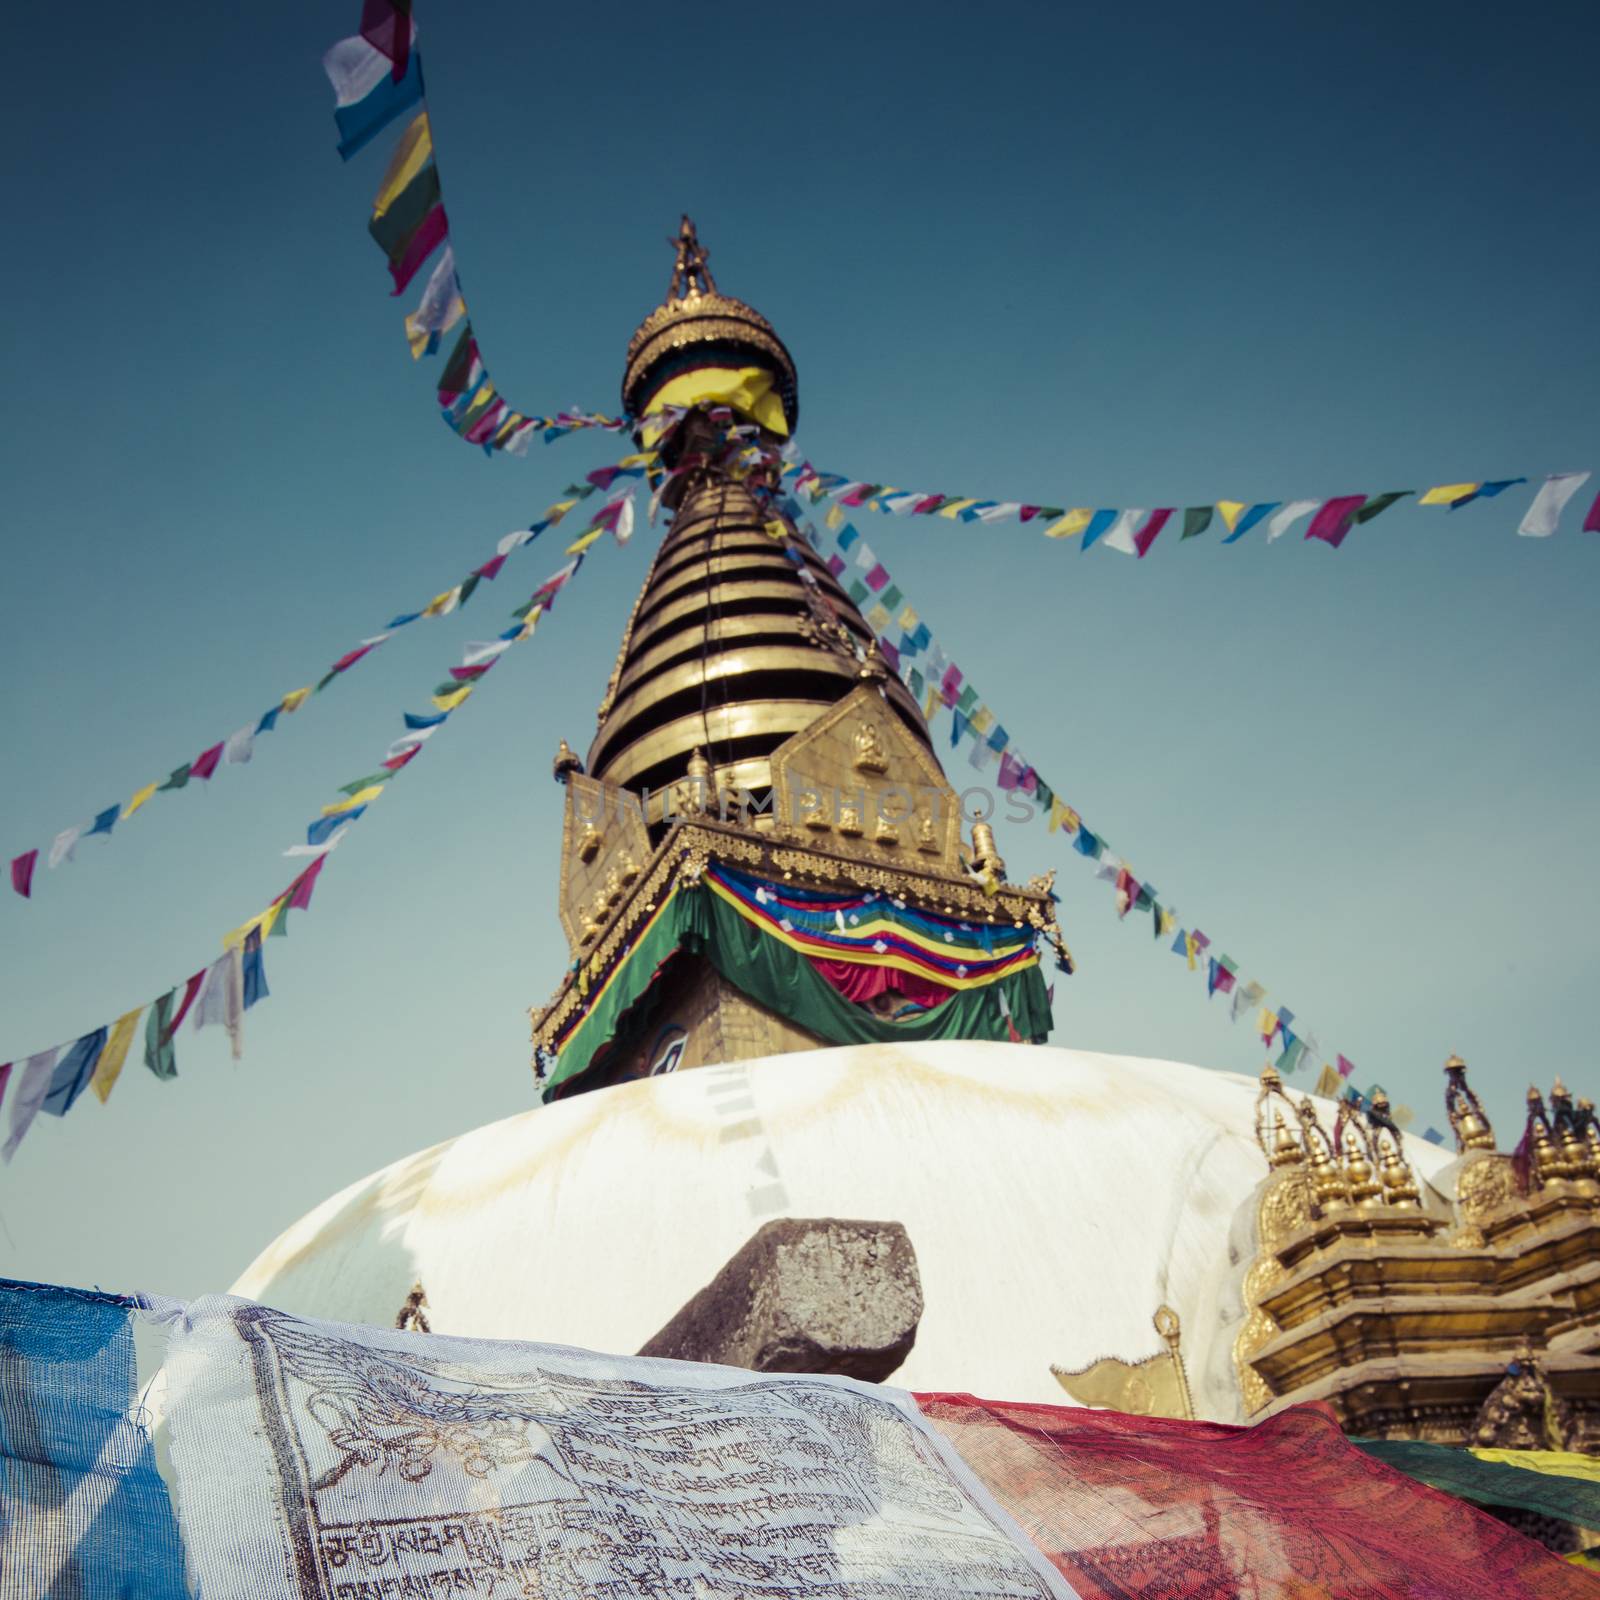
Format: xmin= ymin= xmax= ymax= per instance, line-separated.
xmin=916 ymin=1393 xmax=1588 ymax=1600
xmin=190 ymin=742 xmax=225 ymax=781
xmin=1306 ymin=495 xmax=1368 ymax=549
xmin=1337 ymin=1053 xmax=1356 ymax=1078
xmin=382 ymin=746 xmax=421 ymax=772
xmin=329 ymin=641 xmax=382 ymax=675
xmin=448 ymin=663 xmax=492 ymax=682
xmin=1018 ymin=506 xmax=1040 ymax=522
xmin=1584 ymin=490 xmax=1600 ymax=533
xmin=0 ymin=1062 xmax=12 ymax=1109
xmin=165 ymin=968 xmax=208 ymax=1040
xmin=1132 ymin=507 xmax=1173 ymax=558
xmin=11 ymin=849 xmax=38 ymax=898
xmin=287 ymin=855 xmax=329 ymax=912
xmin=360 ymin=0 xmax=413 ymax=81
xmin=464 ymin=397 xmax=508 ymax=444
xmin=474 ymin=553 xmax=508 ymax=581
xmin=865 ymin=564 xmax=890 ymax=592
xmin=388 ymin=204 xmax=448 ymax=295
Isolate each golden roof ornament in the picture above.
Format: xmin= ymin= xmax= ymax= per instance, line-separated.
xmin=1254 ymin=1064 xmax=1304 ymax=1168
xmin=1443 ymin=1053 xmax=1496 ymax=1152
xmin=1366 ymin=1091 xmax=1420 ymax=1207
xmin=552 ymin=739 xmax=584 ymax=784
xmin=1296 ymin=1097 xmax=1349 ymax=1209
xmin=621 ymin=215 xmax=798 ymax=427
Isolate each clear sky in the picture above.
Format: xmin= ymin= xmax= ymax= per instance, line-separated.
xmin=2 ymin=0 xmax=1597 ymax=1300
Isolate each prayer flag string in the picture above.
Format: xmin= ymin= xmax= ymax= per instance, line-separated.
xmin=794 ymin=501 xmax=1423 ymax=1119
xmin=783 ymin=463 xmax=1598 ymax=554
xmin=0 ymin=537 xmax=608 ymax=1165
xmin=324 ymin=1 xmax=629 ymax=452
xmin=8 ymin=461 xmax=650 ymax=900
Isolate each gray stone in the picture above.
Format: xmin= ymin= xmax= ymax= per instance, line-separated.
xmin=638 ymin=1218 xmax=923 ymax=1382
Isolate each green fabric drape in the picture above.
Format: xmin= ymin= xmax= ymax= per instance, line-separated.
xmin=545 ymin=885 xmax=1052 ymax=1097
xmin=1355 ymin=1438 xmax=1600 ymax=1529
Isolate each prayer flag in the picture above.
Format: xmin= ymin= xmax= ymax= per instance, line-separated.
xmin=432 ymin=685 xmax=472 ymax=712
xmin=2 ymin=1050 xmax=57 ymax=1162
xmin=1266 ymin=500 xmax=1319 ymax=543
xmin=1233 ymin=980 xmax=1266 ymax=1023
xmin=280 ymin=688 xmax=311 ymax=713
xmin=1337 ymin=1053 xmax=1355 ymax=1078
xmin=1354 ymin=490 xmax=1412 ymax=525
xmin=1080 ymin=510 xmax=1118 ymax=550
xmin=404 ymin=710 xmax=447 ymax=729
xmin=371 ymin=111 xmax=433 ymax=220
xmin=1222 ymin=503 xmax=1279 ymax=543
xmin=1448 ymin=478 xmax=1525 ymax=510
xmin=144 ymin=992 xmax=178 ymax=1081
xmin=88 ymin=805 xmax=119 ymax=837
xmin=1585 ymin=490 xmax=1600 ymax=534
xmin=242 ymin=927 xmax=268 ymax=1009
xmin=1100 ymin=508 xmax=1148 ymax=556
xmin=1043 ymin=509 xmax=1092 ymax=539
xmin=287 ymin=856 xmax=329 ymax=912
xmin=42 ymin=1029 xmax=106 ymax=1118
xmin=405 ymin=244 xmax=464 ymax=358
xmin=1518 ymin=471 xmax=1591 ymax=537
xmin=11 ymin=849 xmax=37 ymax=898
xmin=224 ymin=726 xmax=255 ymax=765
xmin=307 ymin=810 xmax=362 ymax=847
xmin=49 ymin=827 xmax=82 ymax=869
xmin=91 ymin=1008 xmax=143 ymax=1104
xmin=1180 ymin=505 xmax=1213 ymax=540
xmin=331 ymin=49 xmax=423 ymax=161
xmin=1305 ymin=495 xmax=1368 ymax=549
xmin=158 ymin=764 xmax=192 ymax=792
xmin=1131 ymin=508 xmax=1173 ymax=557
xmin=387 ymin=204 xmax=448 ymax=296
xmin=322 ymin=785 xmax=383 ymax=816
xmin=166 ymin=969 xmax=208 ymax=1039
xmin=1216 ymin=501 xmax=1246 ymax=533
xmin=255 ymin=706 xmax=281 ymax=734
xmin=123 ymin=782 xmax=158 ymax=819
xmin=190 ymin=742 xmax=224 ymax=781
xmin=1419 ymin=482 xmax=1478 ymax=507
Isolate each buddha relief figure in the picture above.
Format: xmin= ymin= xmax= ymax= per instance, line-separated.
xmin=837 ymin=801 xmax=863 ymax=836
xmin=852 ymin=720 xmax=889 ymax=773
xmin=604 ymin=866 xmax=623 ymax=906
xmin=916 ymin=809 xmax=939 ymax=852
xmin=617 ymin=849 xmax=640 ymax=886
xmin=874 ymin=815 xmax=899 ymax=846
xmin=577 ymin=821 xmax=602 ymax=862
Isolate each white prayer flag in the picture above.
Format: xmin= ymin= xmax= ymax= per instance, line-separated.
xmin=1518 ymin=471 xmax=1591 ymax=537
xmin=1099 ymin=509 xmax=1147 ymax=555
xmin=1267 ymin=500 xmax=1320 ymax=543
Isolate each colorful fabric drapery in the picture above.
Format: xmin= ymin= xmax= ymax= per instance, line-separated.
xmin=3 ymin=1277 xmax=1589 ymax=1599
xmin=8 ymin=466 xmax=645 ymax=900
xmin=787 ymin=460 xmax=1600 ymax=554
xmin=1355 ymin=1437 xmax=1600 ymax=1530
xmin=543 ymin=869 xmax=1050 ymax=1097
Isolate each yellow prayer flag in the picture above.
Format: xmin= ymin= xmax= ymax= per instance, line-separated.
xmin=1419 ymin=482 xmax=1479 ymax=506
xmin=123 ymin=782 xmax=159 ymax=821
xmin=90 ymin=1007 xmax=144 ymax=1105
xmin=824 ymin=504 xmax=845 ymax=530
xmin=923 ymin=688 xmax=941 ymax=720
xmin=938 ymin=500 xmax=977 ymax=520
xmin=432 ymin=684 xmax=473 ymax=712
xmin=617 ymin=452 xmax=657 ymax=468
xmin=280 ymin=687 xmax=311 ymax=714
xmin=222 ymin=908 xmax=268 ymax=950
xmin=372 ymin=111 xmax=433 ymax=218
xmin=1217 ymin=501 xmax=1246 ymax=533
xmin=762 ymin=520 xmax=787 ymax=541
xmin=565 ymin=527 xmax=604 ymax=555
xmin=1314 ymin=1062 xmax=1343 ymax=1098
xmin=1043 ymin=509 xmax=1092 ymax=539
xmin=1159 ymin=908 xmax=1177 ymax=937
xmin=422 ymin=588 xmax=459 ymax=618
xmin=1184 ymin=934 xmax=1198 ymax=971
xmin=898 ymin=605 xmax=918 ymax=631
xmin=970 ymin=707 xmax=993 ymax=735
xmin=546 ymin=500 xmax=578 ymax=524
xmin=1257 ymin=1007 xmax=1277 ymax=1036
xmin=866 ymin=603 xmax=892 ymax=631
xmin=322 ymin=785 xmax=384 ymax=817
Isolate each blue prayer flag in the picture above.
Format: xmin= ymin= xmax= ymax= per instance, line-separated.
xmin=334 ymin=53 xmax=424 ymax=160
xmin=1081 ymin=510 xmax=1117 ymax=550
xmin=88 ymin=805 xmax=120 ymax=837
xmin=42 ymin=1028 xmax=107 ymax=1117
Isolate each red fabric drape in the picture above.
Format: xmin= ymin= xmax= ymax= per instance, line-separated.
xmin=915 ymin=1394 xmax=1590 ymax=1600
xmin=807 ymin=957 xmax=953 ymax=1010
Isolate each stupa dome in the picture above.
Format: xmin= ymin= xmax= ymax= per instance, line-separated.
xmin=231 ymin=1041 xmax=1452 ymax=1416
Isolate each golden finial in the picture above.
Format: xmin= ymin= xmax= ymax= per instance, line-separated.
xmin=1336 ymin=1098 xmax=1383 ymax=1206
xmin=672 ymin=748 xmax=712 ymax=817
xmin=1297 ymin=1097 xmax=1350 ymax=1209
xmin=1255 ymin=1065 xmax=1304 ymax=1169
xmin=1444 ymin=1054 xmax=1496 ymax=1152
xmin=553 ymin=739 xmax=584 ymax=784
xmin=970 ymin=821 xmax=1006 ymax=880
xmin=1366 ymin=1091 xmax=1421 ymax=1207
xmin=666 ymin=214 xmax=717 ymax=301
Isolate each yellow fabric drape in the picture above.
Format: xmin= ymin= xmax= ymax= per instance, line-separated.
xmin=643 ymin=366 xmax=788 ymax=437
xmin=1472 ymin=1448 xmax=1600 ymax=1484
xmin=89 ymin=1007 xmax=144 ymax=1105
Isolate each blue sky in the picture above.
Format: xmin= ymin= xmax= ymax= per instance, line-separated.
xmin=2 ymin=0 xmax=1597 ymax=1297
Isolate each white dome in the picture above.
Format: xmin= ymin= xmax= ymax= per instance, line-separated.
xmin=231 ymin=1041 xmax=1452 ymax=1417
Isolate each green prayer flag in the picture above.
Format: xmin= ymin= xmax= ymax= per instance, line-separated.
xmin=908 ymin=668 xmax=924 ymax=699
xmin=847 ymin=580 xmax=869 ymax=605
xmin=1152 ymin=903 xmax=1163 ymax=939
xmin=270 ymin=900 xmax=291 ymax=937
xmin=457 ymin=574 xmax=481 ymax=607
xmin=1354 ymin=490 xmax=1412 ymax=525
xmin=880 ymin=584 xmax=903 ymax=611
xmin=366 ymin=164 xmax=442 ymax=267
xmin=143 ymin=991 xmax=177 ymax=1080
xmin=338 ymin=773 xmax=388 ymax=797
xmin=440 ymin=323 xmax=476 ymax=395
xmin=1037 ymin=507 xmax=1065 ymax=521
xmin=1035 ymin=779 xmax=1054 ymax=811
xmin=158 ymin=764 xmax=191 ymax=792
xmin=314 ymin=671 xmax=338 ymax=694
xmin=956 ymin=685 xmax=978 ymax=714
xmin=1181 ymin=506 xmax=1213 ymax=540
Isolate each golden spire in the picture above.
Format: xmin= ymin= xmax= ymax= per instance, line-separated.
xmin=1443 ymin=1053 xmax=1496 ymax=1152
xmin=667 ymin=214 xmax=717 ymax=299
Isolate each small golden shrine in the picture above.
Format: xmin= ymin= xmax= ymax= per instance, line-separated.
xmin=531 ymin=222 xmax=1071 ymax=1099
xmin=1232 ymin=1055 xmax=1600 ymax=1448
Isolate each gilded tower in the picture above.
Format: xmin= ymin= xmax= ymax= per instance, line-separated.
xmin=532 ymin=221 xmax=1070 ymax=1099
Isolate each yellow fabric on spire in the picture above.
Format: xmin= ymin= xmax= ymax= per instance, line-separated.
xmin=432 ymin=684 xmax=473 ymax=712
xmin=372 ymin=112 xmax=433 ymax=218
xmin=89 ymin=1007 xmax=144 ymax=1106
xmin=280 ymin=687 xmax=311 ymax=713
xmin=565 ymin=527 xmax=604 ymax=555
xmin=1043 ymin=509 xmax=1092 ymax=539
xmin=322 ymin=785 xmax=384 ymax=817
xmin=643 ymin=366 xmax=788 ymax=437
xmin=1217 ymin=501 xmax=1247 ymax=532
xmin=123 ymin=782 xmax=159 ymax=820
xmin=1420 ymin=482 xmax=1479 ymax=506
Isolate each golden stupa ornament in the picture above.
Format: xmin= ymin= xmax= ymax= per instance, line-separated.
xmin=621 ymin=216 xmax=798 ymax=428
